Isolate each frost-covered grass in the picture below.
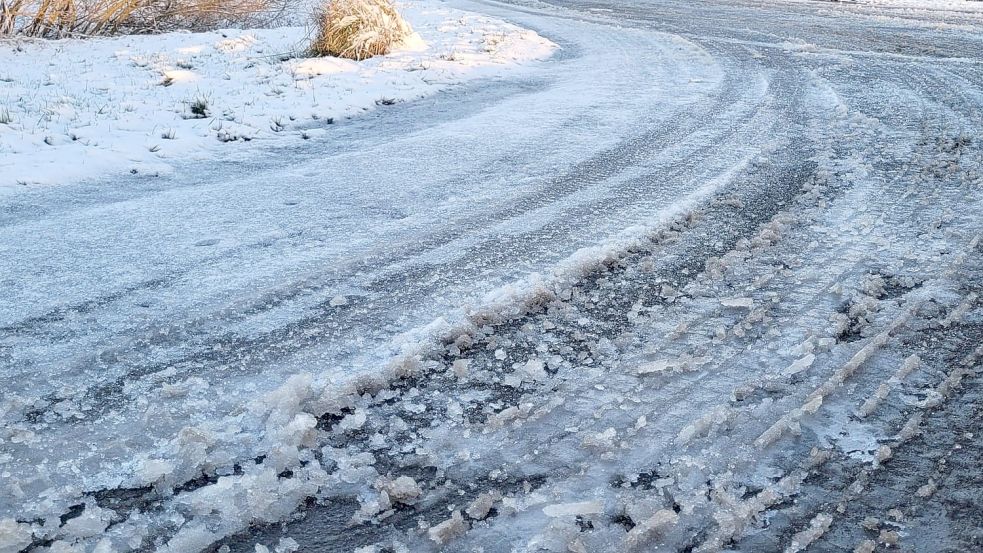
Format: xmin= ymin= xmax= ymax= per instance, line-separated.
xmin=0 ymin=1 xmax=556 ymax=189
xmin=310 ymin=0 xmax=412 ymax=60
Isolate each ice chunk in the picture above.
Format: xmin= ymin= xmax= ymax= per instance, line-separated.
xmin=582 ymin=428 xmax=617 ymax=450
xmin=136 ymin=458 xmax=175 ymax=485
xmin=801 ymin=395 xmax=823 ymax=415
xmin=660 ymin=284 xmax=679 ymax=300
xmin=915 ymin=479 xmax=936 ymax=498
xmin=427 ymin=510 xmax=466 ymax=545
xmin=90 ymin=539 xmax=116 ymax=553
xmin=339 ymin=409 xmax=368 ymax=432
xmin=781 ymin=354 xmax=815 ymax=377
xmin=354 ymin=490 xmax=392 ymax=522
xmin=521 ymin=359 xmax=548 ymax=381
xmin=327 ymin=448 xmax=378 ymax=484
xmin=874 ymin=445 xmax=892 ymax=465
xmin=452 ymin=359 xmax=470 ymax=379
xmin=720 ymin=297 xmax=753 ymax=308
xmin=878 ymin=530 xmax=899 ymax=546
xmin=637 ymin=359 xmax=674 ymax=375
xmin=376 ymin=476 xmax=422 ymax=504
xmin=159 ymin=524 xmax=221 ymax=553
xmin=275 ymin=538 xmax=300 ymax=553
xmin=542 ymin=501 xmax=604 ymax=517
xmin=853 ymin=540 xmax=876 ymax=553
xmin=466 ymin=490 xmax=501 ymax=520
xmin=486 ymin=404 xmax=532 ymax=429
xmin=260 ymin=373 xmax=314 ymax=427
xmin=42 ymin=541 xmax=82 ymax=553
xmin=329 ymin=295 xmax=348 ymax=307
xmin=676 ymin=406 xmax=730 ymax=444
xmin=0 ymin=518 xmax=33 ymax=553
xmin=61 ymin=505 xmax=111 ymax=539
xmin=786 ymin=513 xmax=832 ymax=553
xmin=625 ymin=509 xmax=678 ymax=549
xmin=276 ymin=412 xmax=317 ymax=448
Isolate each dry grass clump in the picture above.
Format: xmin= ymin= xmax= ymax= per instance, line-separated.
xmin=309 ymin=0 xmax=411 ymax=61
xmin=0 ymin=0 xmax=293 ymax=38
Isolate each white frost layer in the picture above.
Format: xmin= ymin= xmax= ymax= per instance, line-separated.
xmin=0 ymin=1 xmax=556 ymax=190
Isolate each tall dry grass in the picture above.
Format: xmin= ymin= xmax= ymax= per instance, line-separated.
xmin=310 ymin=0 xmax=411 ymax=61
xmin=0 ymin=0 xmax=293 ymax=37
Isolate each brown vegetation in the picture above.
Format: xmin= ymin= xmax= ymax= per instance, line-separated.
xmin=0 ymin=0 xmax=292 ymax=37
xmin=309 ymin=0 xmax=411 ymax=60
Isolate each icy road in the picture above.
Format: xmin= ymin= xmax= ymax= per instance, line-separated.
xmin=2 ymin=0 xmax=982 ymax=552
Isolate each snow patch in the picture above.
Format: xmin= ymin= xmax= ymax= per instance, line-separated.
xmin=0 ymin=2 xmax=556 ymax=190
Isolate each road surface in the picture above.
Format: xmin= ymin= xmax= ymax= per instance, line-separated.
xmin=1 ymin=0 xmax=981 ymax=551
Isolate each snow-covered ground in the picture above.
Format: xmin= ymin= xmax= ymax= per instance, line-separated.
xmin=0 ymin=1 xmax=555 ymax=189
xmin=1 ymin=0 xmax=982 ymax=552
